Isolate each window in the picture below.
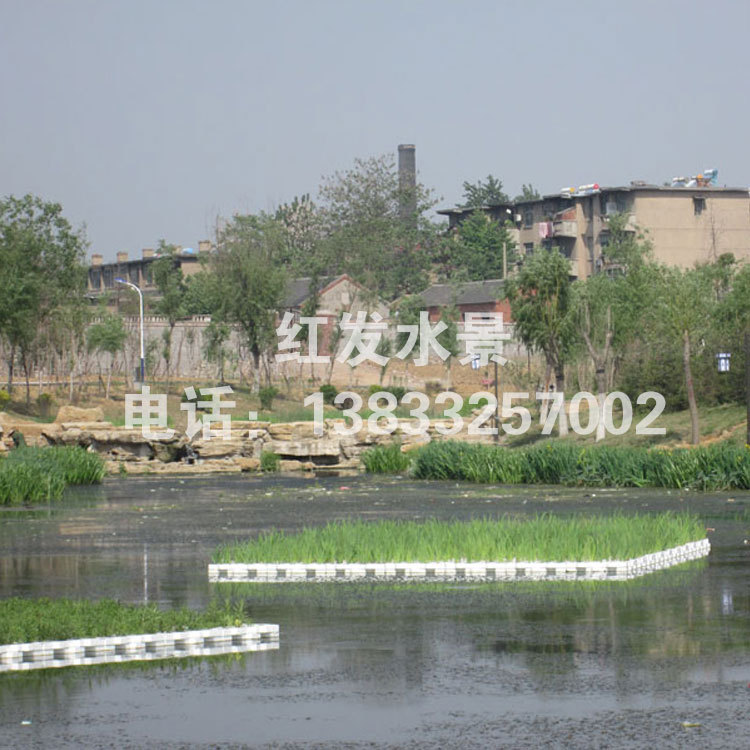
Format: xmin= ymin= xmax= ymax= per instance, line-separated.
xmin=102 ymin=267 xmax=114 ymax=288
xmin=129 ymin=265 xmax=139 ymax=284
xmin=524 ymin=242 xmax=534 ymax=255
xmin=89 ymin=269 xmax=101 ymax=290
xmin=523 ymin=209 xmax=533 ymax=228
xmin=694 ymin=197 xmax=706 ymax=215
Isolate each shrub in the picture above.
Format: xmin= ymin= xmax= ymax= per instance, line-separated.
xmin=260 ymin=451 xmax=280 ymax=473
xmin=37 ymin=392 xmax=54 ymax=419
xmin=0 ymin=389 xmax=9 ymax=411
xmin=368 ymin=384 xmax=407 ymax=401
xmin=319 ymin=384 xmax=338 ymax=405
xmin=259 ymin=386 xmax=279 ymax=411
xmin=180 ymin=388 xmax=211 ymax=411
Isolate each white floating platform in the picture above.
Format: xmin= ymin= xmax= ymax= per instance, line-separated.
xmin=208 ymin=539 xmax=710 ymax=583
xmin=0 ymin=623 xmax=279 ymax=673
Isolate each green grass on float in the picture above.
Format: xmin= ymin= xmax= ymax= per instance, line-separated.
xmin=213 ymin=513 xmax=706 ymax=565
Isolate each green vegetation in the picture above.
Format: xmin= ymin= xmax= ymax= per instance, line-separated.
xmin=258 ymin=385 xmax=279 ymax=410
xmin=213 ymin=513 xmax=706 ymax=564
xmin=361 ymin=441 xmax=411 ymax=473
xmin=364 ymin=439 xmax=750 ymax=490
xmin=260 ymin=450 xmax=280 ymax=473
xmin=0 ymin=446 xmax=106 ymax=505
xmin=0 ymin=598 xmax=248 ymax=645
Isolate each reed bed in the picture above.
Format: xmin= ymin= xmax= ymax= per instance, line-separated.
xmin=0 ymin=598 xmax=248 ymax=645
xmin=0 ymin=447 xmax=106 ymax=505
xmin=364 ymin=440 xmax=750 ymax=490
xmin=361 ymin=441 xmax=411 ymax=474
xmin=213 ymin=513 xmax=706 ymax=564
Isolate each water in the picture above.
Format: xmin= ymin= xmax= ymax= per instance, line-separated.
xmin=1 ymin=475 xmax=749 ymax=748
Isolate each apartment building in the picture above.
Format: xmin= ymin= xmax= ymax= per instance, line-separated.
xmin=438 ymin=184 xmax=750 ymax=279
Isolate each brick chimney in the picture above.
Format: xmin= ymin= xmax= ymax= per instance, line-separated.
xmin=116 ymin=251 xmax=129 ymax=263
xmin=198 ymin=240 xmax=212 ymax=253
xmin=142 ymin=248 xmax=154 ymax=259
xmin=91 ymin=253 xmax=103 ymax=266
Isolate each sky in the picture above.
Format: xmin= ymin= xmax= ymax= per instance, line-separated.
xmin=1 ymin=0 xmax=748 ymax=261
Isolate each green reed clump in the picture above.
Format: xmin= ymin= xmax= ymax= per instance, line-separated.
xmin=361 ymin=442 xmax=412 ymax=474
xmin=0 ymin=598 xmax=249 ymax=645
xmin=0 ymin=446 xmax=106 ymax=505
xmin=213 ymin=513 xmax=706 ymax=565
xmin=408 ymin=440 xmax=750 ymax=490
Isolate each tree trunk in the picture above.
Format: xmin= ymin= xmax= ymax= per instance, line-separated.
xmin=594 ymin=366 xmax=607 ymax=442
xmin=6 ymin=343 xmax=15 ymax=394
xmin=106 ymin=355 xmax=113 ymax=400
xmin=555 ymin=363 xmax=568 ymax=437
xmin=683 ymin=329 xmax=700 ymax=445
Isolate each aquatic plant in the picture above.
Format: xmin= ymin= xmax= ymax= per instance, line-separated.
xmin=0 ymin=598 xmax=249 ymax=645
xmin=260 ymin=451 xmax=280 ymax=473
xmin=0 ymin=446 xmax=106 ymax=505
xmin=213 ymin=513 xmax=706 ymax=564
xmin=403 ymin=440 xmax=750 ymax=490
xmin=361 ymin=442 xmax=411 ymax=474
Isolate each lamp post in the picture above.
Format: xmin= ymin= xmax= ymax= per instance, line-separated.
xmin=115 ymin=278 xmax=145 ymax=383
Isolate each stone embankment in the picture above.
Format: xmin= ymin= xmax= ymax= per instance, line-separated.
xmin=0 ymin=405 xmax=495 ymax=475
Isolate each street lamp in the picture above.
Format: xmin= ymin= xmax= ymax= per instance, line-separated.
xmin=115 ymin=278 xmax=145 ymax=383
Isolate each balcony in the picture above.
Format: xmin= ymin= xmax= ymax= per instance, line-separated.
xmin=553 ymin=220 xmax=578 ymax=238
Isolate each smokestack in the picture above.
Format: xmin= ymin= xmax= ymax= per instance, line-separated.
xmin=398 ymin=144 xmax=416 ymax=223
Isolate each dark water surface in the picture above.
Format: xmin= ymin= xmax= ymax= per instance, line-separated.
xmin=1 ymin=474 xmax=749 ymax=749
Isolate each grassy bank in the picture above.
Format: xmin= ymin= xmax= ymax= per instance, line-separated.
xmin=363 ymin=440 xmax=750 ymax=490
xmin=213 ymin=513 xmax=706 ymax=564
xmin=0 ymin=598 xmax=248 ymax=645
xmin=0 ymin=447 xmax=106 ymax=505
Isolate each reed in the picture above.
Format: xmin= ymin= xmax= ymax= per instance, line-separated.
xmin=407 ymin=440 xmax=750 ymax=490
xmin=213 ymin=513 xmax=706 ymax=564
xmin=0 ymin=446 xmax=106 ymax=505
xmin=0 ymin=598 xmax=248 ymax=645
xmin=361 ymin=442 xmax=411 ymax=474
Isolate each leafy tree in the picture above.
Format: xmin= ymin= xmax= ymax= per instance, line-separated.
xmin=515 ymin=184 xmax=541 ymax=201
xmin=87 ymin=313 xmax=127 ymax=399
xmin=211 ymin=214 xmax=287 ymax=390
xmin=202 ymin=320 xmax=231 ymax=384
xmin=453 ymin=210 xmax=517 ymax=280
xmin=506 ymin=248 xmax=576 ymax=433
xmin=274 ymin=194 xmax=323 ymax=273
xmin=151 ymin=242 xmax=187 ymax=391
xmin=650 ymin=265 xmax=715 ymax=444
xmin=460 ymin=175 xmax=509 ymax=208
xmin=182 ymin=270 xmax=221 ymax=316
xmin=317 ymin=153 xmax=433 ymax=299
xmin=0 ymin=195 xmax=87 ymax=402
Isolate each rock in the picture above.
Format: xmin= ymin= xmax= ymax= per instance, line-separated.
xmin=268 ymin=421 xmax=323 ymax=441
xmin=191 ymin=436 xmax=249 ymax=459
xmin=237 ymin=457 xmax=260 ymax=472
xmin=268 ymin=438 xmax=341 ymax=458
xmin=55 ymin=405 xmax=105 ymax=423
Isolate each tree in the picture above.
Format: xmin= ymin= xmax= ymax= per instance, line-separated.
xmin=0 ymin=195 xmax=87 ymax=402
xmin=211 ymin=214 xmax=287 ymax=391
xmin=87 ymin=313 xmax=127 ymax=399
xmin=506 ymin=248 xmax=576 ymax=433
xmin=651 ymin=265 xmax=715 ymax=445
xmin=202 ymin=320 xmax=231 ymax=384
xmin=515 ymin=184 xmax=541 ymax=201
xmin=460 ymin=175 xmax=509 ymax=208
xmin=151 ymin=242 xmax=187 ymax=392
xmin=453 ymin=210 xmax=517 ymax=280
xmin=317 ymin=153 xmax=433 ymax=299
xmin=573 ymin=215 xmax=657 ymax=439
xmin=182 ymin=270 xmax=221 ymax=316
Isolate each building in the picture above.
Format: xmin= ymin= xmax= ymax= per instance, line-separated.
xmin=438 ymin=182 xmax=750 ymax=279
xmin=418 ymin=279 xmax=511 ymax=322
xmin=86 ymin=241 xmax=211 ymax=298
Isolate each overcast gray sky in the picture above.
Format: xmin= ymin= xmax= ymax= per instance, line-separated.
xmin=2 ymin=0 xmax=747 ymax=261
